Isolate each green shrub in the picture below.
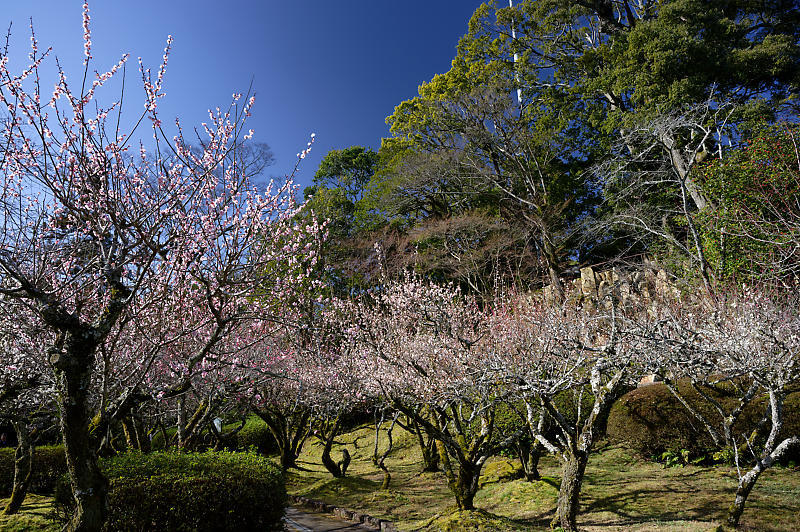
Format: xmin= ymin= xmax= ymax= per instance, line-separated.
xmin=235 ymin=416 xmax=277 ymax=453
xmin=148 ymin=427 xmax=176 ymax=451
xmin=0 ymin=445 xmax=67 ymax=496
xmin=607 ymin=382 xmax=800 ymax=461
xmin=55 ymin=450 xmax=286 ymax=531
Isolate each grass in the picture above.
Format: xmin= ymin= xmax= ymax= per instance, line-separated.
xmin=3 ymin=426 xmax=798 ymax=531
xmin=286 ymin=424 xmax=800 ymax=531
xmin=0 ymin=494 xmax=59 ymax=532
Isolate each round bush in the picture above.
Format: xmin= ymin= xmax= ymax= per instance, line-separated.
xmin=607 ymin=382 xmax=800 ymax=460
xmin=235 ymin=417 xmax=277 ymax=454
xmin=0 ymin=445 xmax=67 ymax=496
xmin=55 ymin=450 xmax=286 ymax=531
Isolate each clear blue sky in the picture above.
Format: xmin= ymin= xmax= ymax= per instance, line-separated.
xmin=2 ymin=1 xmax=485 ymax=188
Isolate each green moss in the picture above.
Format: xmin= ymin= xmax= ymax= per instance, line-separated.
xmin=426 ymin=509 xmax=535 ymax=531
xmin=479 ymin=459 xmax=523 ymax=487
xmin=0 ymin=494 xmax=59 ymax=531
xmin=0 ymin=446 xmax=67 ymax=496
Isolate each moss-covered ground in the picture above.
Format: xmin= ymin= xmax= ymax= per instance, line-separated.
xmin=287 ymin=424 xmax=800 ymax=531
xmin=3 ymin=425 xmax=798 ymax=531
xmin=0 ymin=494 xmax=59 ymax=531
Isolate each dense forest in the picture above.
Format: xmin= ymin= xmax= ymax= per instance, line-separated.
xmin=303 ymin=0 xmax=800 ymax=297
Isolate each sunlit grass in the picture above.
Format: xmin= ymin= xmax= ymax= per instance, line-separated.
xmin=0 ymin=494 xmax=59 ymax=532
xmin=287 ymin=425 xmax=800 ymax=531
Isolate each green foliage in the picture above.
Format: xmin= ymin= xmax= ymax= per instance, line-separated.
xmin=300 ymin=145 xmax=391 ymax=295
xmin=479 ymin=459 xmax=523 ymax=487
xmin=0 ymin=445 xmax=67 ymax=496
xmin=313 ymin=146 xmax=379 ymax=204
xmin=55 ymin=451 xmax=286 ymax=531
xmin=149 ymin=427 xmax=176 ymax=451
xmin=658 ymin=448 xmax=707 ymax=468
xmin=384 ymin=0 xmax=800 ymax=280
xmin=427 ymin=508 xmax=529 ymax=531
xmin=696 ymin=121 xmax=800 ymax=283
xmin=235 ymin=416 xmax=277 ymax=454
xmin=607 ymin=382 xmax=800 ymax=460
xmin=511 ymin=0 xmax=800 ymax=129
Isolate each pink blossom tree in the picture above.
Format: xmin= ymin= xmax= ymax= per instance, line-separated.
xmin=0 ymin=5 xmax=316 ymax=529
xmin=0 ymin=298 xmax=56 ymax=515
xmin=344 ymin=275 xmax=519 ymax=510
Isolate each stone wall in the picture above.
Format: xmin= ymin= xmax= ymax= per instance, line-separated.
xmin=541 ymin=262 xmax=680 ymax=309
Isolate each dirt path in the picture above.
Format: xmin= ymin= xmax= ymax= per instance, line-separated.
xmin=283 ymin=507 xmax=380 ymax=532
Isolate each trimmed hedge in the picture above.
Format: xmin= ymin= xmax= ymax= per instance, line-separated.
xmin=55 ymin=450 xmax=286 ymax=531
xmin=236 ymin=416 xmax=277 ymax=454
xmin=0 ymin=445 xmax=67 ymax=496
xmin=607 ymin=382 xmax=800 ymax=460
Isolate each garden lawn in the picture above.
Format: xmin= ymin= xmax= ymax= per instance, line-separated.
xmin=286 ymin=425 xmax=800 ymax=531
xmin=0 ymin=494 xmax=59 ymax=532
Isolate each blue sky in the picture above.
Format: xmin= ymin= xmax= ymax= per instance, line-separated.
xmin=2 ymin=1 xmax=485 ymax=188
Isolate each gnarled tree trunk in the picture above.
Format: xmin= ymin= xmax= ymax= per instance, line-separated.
xmin=452 ymin=461 xmax=481 ymax=511
xmin=554 ymin=450 xmax=589 ymax=531
xmin=517 ymin=439 xmax=542 ymax=481
xmin=727 ymin=390 xmax=800 ymax=528
xmin=318 ymin=415 xmax=346 ymax=478
xmin=256 ymin=408 xmax=310 ymax=470
xmin=52 ymin=336 xmax=108 ymax=532
xmin=2 ymin=421 xmax=34 ymax=516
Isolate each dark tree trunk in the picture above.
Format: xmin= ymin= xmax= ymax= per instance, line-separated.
xmin=256 ymin=408 xmax=309 ymax=471
xmin=338 ymin=449 xmax=351 ymax=477
xmin=134 ymin=416 xmax=151 ymax=453
xmin=418 ymin=426 xmax=440 ymax=472
xmin=319 ymin=416 xmax=345 ymax=478
xmin=52 ymin=337 xmax=108 ymax=532
xmin=555 ymin=451 xmax=589 ymax=532
xmin=121 ymin=417 xmax=137 ymax=451
xmin=518 ymin=440 xmax=542 ymax=481
xmin=397 ymin=411 xmax=440 ymax=473
xmin=451 ymin=462 xmax=481 ymax=511
xmin=279 ymin=447 xmax=298 ymax=470
xmin=120 ymin=413 xmax=150 ymax=453
xmin=2 ymin=422 xmax=34 ymax=516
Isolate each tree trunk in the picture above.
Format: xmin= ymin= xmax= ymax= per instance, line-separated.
xmin=2 ymin=422 xmax=34 ymax=516
xmin=451 ymin=462 xmax=480 ymax=511
xmin=134 ymin=416 xmax=150 ymax=453
xmin=256 ymin=408 xmax=309 ymax=471
xmin=518 ymin=440 xmax=542 ymax=481
xmin=320 ymin=441 xmax=344 ymax=478
xmin=121 ymin=417 xmax=136 ymax=451
xmin=52 ymin=338 xmax=108 ymax=532
xmin=320 ymin=416 xmax=345 ymax=478
xmin=415 ymin=422 xmax=440 ymax=472
xmin=727 ymin=468 xmax=760 ymax=528
xmin=373 ymin=411 xmax=398 ymax=490
xmin=273 ymin=428 xmax=299 ymax=470
xmin=725 ymin=391 xmax=799 ymax=528
xmin=338 ymin=449 xmax=351 ymax=477
xmin=554 ymin=451 xmax=588 ymax=531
